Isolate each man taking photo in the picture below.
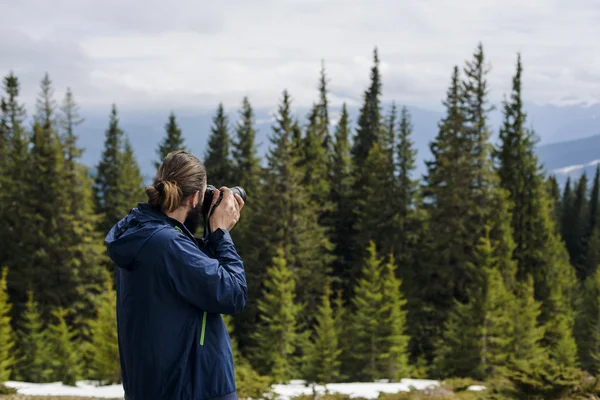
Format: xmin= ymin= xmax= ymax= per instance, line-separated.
xmin=105 ymin=150 xmax=247 ymax=400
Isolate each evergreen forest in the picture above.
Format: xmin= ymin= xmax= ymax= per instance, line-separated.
xmin=1 ymin=44 xmax=600 ymax=399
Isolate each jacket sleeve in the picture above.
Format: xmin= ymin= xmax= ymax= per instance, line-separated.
xmin=163 ymin=228 xmax=247 ymax=315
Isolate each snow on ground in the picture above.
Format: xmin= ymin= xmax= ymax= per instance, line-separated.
xmin=273 ymin=379 xmax=440 ymax=400
xmin=4 ymin=379 xmax=484 ymax=399
xmin=4 ymin=381 xmax=125 ymax=398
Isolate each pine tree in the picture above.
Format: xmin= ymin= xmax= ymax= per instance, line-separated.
xmin=57 ymin=89 xmax=106 ymax=335
xmin=395 ymin=106 xmax=419 ymax=269
xmin=496 ymin=53 xmax=578 ymax=372
xmin=252 ymin=91 xmax=332 ymax=327
xmin=118 ymin=137 xmax=144 ymax=208
xmin=230 ymin=97 xmax=262 ymax=350
xmin=95 ymin=105 xmax=144 ymax=236
xmin=379 ymin=255 xmax=410 ymax=380
xmin=155 ymin=112 xmax=186 ymax=168
xmin=348 ymin=241 xmax=384 ymax=381
xmin=12 ymin=75 xmax=87 ymax=326
xmin=561 ymin=178 xmax=574 ymax=242
xmin=250 ymin=248 xmax=302 ymax=383
xmin=509 ymin=277 xmax=546 ymax=366
xmin=88 ymin=273 xmax=120 ymax=384
xmin=0 ymin=73 xmax=28 ymax=284
xmin=419 ymin=51 xmax=517 ymax=364
xmin=385 ymin=102 xmax=397 ymax=167
xmin=232 ymin=97 xmax=261 ymax=195
xmin=316 ymin=60 xmax=331 ymax=155
xmin=304 ymin=279 xmax=341 ymax=384
xmin=352 ymin=48 xmax=384 ymax=168
xmin=0 ymin=268 xmax=15 ymax=382
xmin=567 ymin=174 xmax=589 ymax=277
xmin=434 ymin=230 xmax=515 ymax=380
xmin=352 ymin=141 xmax=397 ymax=278
xmin=15 ymin=291 xmax=51 ymax=383
xmin=46 ymin=308 xmax=81 ymax=386
xmin=547 ymin=175 xmax=562 ymax=226
xmin=205 ymin=103 xmax=233 ymax=186
xmin=302 ymin=104 xmax=331 ymax=209
xmin=584 ymin=166 xmax=600 ymax=279
xmin=59 ymin=88 xmax=84 ymax=165
xmin=575 ymin=269 xmax=600 ymax=374
xmin=328 ymin=104 xmax=354 ymax=293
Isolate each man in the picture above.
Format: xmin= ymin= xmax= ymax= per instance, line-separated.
xmin=105 ymin=150 xmax=247 ymax=400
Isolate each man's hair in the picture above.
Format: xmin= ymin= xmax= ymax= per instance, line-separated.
xmin=146 ymin=150 xmax=207 ymax=213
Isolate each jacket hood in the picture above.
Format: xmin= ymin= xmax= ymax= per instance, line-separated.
xmin=105 ymin=203 xmax=169 ymax=270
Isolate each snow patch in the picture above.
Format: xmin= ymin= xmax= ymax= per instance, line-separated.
xmin=3 ymin=379 xmax=487 ymax=399
xmin=467 ymin=385 xmax=486 ymax=392
xmin=553 ymin=159 xmax=600 ymax=175
xmin=270 ymin=379 xmax=440 ymax=400
xmin=3 ymin=381 xmax=125 ymax=398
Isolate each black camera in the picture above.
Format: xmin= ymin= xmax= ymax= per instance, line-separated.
xmin=201 ymin=185 xmax=247 ymax=217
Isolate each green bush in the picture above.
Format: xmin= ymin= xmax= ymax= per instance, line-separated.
xmin=442 ymin=377 xmax=481 ymax=392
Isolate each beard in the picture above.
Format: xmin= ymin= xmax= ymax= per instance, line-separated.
xmin=183 ymin=202 xmax=203 ymax=236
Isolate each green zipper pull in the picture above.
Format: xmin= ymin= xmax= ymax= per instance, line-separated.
xmin=200 ymin=311 xmax=207 ymax=346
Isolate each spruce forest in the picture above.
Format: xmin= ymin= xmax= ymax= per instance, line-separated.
xmin=1 ymin=43 xmax=600 ymax=399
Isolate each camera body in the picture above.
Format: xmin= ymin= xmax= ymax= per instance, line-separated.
xmin=201 ymin=185 xmax=246 ymax=217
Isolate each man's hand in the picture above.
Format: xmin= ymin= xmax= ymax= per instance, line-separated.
xmin=209 ymin=186 xmax=245 ymax=232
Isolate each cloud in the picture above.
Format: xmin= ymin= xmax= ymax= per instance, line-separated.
xmin=1 ymin=0 xmax=599 ymax=113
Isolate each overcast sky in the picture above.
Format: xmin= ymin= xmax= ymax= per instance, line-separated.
xmin=1 ymin=0 xmax=599 ymax=114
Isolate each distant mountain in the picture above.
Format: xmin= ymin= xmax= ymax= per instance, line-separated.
xmin=536 ymin=134 xmax=600 ymax=185
xmin=76 ymin=102 xmax=598 ymax=186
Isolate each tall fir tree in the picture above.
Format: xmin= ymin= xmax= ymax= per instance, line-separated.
xmin=232 ymin=97 xmax=261 ymax=196
xmin=566 ymin=174 xmax=589 ymax=277
xmin=87 ymin=273 xmax=120 ymax=384
xmin=46 ymin=308 xmax=81 ymax=386
xmin=379 ymin=255 xmax=410 ymax=380
xmin=385 ymin=102 xmax=397 ymax=167
xmin=419 ymin=50 xmax=517 ymax=364
xmin=434 ymin=230 xmax=515 ymax=380
xmin=352 ymin=140 xmax=397 ymax=278
xmin=348 ymin=241 xmax=384 ymax=381
xmin=95 ymin=104 xmax=144 ymax=236
xmin=15 ymin=291 xmax=51 ymax=383
xmin=59 ymin=88 xmax=84 ymax=165
xmin=250 ymin=248 xmax=303 ymax=383
xmin=0 ymin=268 xmax=15 ymax=382
xmin=561 ymin=178 xmax=574 ymax=243
xmin=303 ymin=279 xmax=341 ymax=384
xmin=575 ymin=269 xmax=600 ymax=374
xmin=584 ymin=166 xmax=600 ymax=279
xmin=204 ymin=103 xmax=233 ymax=186
xmin=547 ymin=175 xmax=562 ymax=226
xmin=351 ymin=47 xmax=384 ymax=168
xmin=57 ymin=89 xmax=106 ymax=335
xmin=230 ymin=97 xmax=263 ymax=350
xmin=316 ymin=60 xmax=331 ymax=155
xmin=328 ymin=104 xmax=355 ymax=293
xmin=155 ymin=111 xmax=186 ymax=168
xmin=394 ymin=106 xmax=420 ymax=278
xmin=0 ymin=73 xmax=28 ymax=281
xmin=12 ymin=75 xmax=84 ymax=325
xmin=496 ymin=53 xmax=579 ymax=372
xmin=252 ymin=91 xmax=332 ymax=327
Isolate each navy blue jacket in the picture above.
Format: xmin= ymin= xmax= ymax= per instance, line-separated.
xmin=105 ymin=203 xmax=247 ymax=400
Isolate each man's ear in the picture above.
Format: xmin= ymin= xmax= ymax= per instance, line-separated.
xmin=191 ymin=191 xmax=201 ymax=209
